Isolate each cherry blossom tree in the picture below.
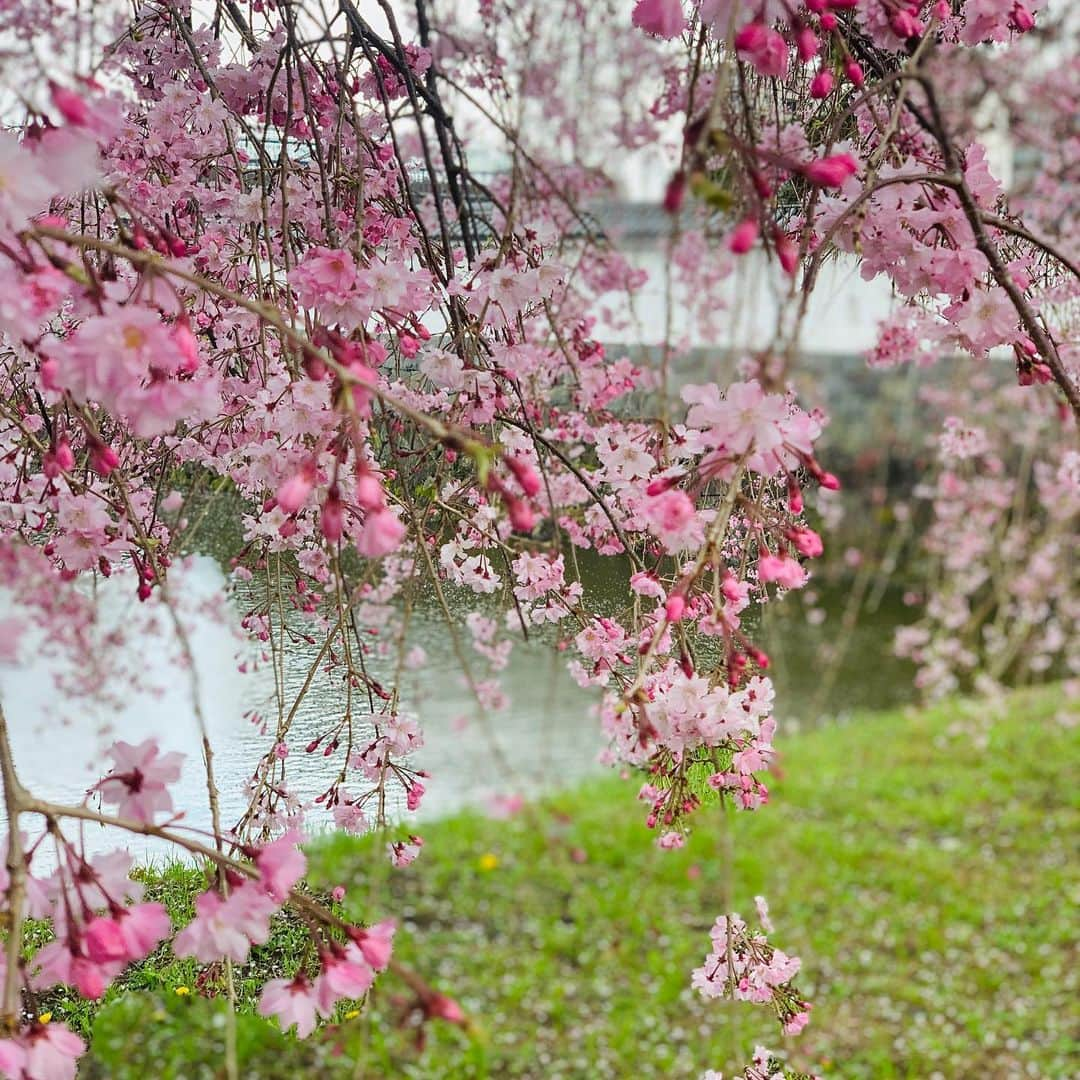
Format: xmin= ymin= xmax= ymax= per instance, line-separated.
xmin=0 ymin=0 xmax=1074 ymax=1076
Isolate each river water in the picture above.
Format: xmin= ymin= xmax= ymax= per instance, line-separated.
xmin=0 ymin=550 xmax=915 ymax=866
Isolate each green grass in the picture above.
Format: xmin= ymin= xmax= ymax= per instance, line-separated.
xmin=46 ymin=688 xmax=1079 ymax=1078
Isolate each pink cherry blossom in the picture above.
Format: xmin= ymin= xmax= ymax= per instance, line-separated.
xmin=258 ymin=976 xmax=322 ymax=1039
xmin=96 ymin=740 xmax=184 ymax=823
xmin=631 ymin=0 xmax=687 ymax=39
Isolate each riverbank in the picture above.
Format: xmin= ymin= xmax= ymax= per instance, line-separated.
xmin=53 ymin=687 xmax=1079 ymax=1078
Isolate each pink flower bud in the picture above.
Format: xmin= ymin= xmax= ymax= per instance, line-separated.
xmin=320 ymin=488 xmax=345 ymax=543
xmin=1011 ymin=2 xmax=1034 ymax=31
xmin=50 ymin=83 xmax=91 ymax=126
xmin=845 ymin=60 xmax=865 ymax=87
xmin=506 ymin=496 xmax=535 ymax=533
xmin=429 ymin=994 xmax=466 ymax=1024
xmin=786 ymin=526 xmax=824 ymax=558
xmin=774 ymin=231 xmax=799 ymax=276
xmin=721 ymin=573 xmax=743 ymax=603
xmin=91 ymin=443 xmax=119 ymax=476
xmin=890 ymin=9 xmax=923 ymax=36
xmin=749 ymin=647 xmax=770 ymax=669
xmin=645 ymin=474 xmax=678 ymax=496
xmin=803 ymin=153 xmax=858 ymax=188
xmin=40 ymin=358 xmax=61 ymax=392
xmin=733 ymin=21 xmax=768 ymax=52
xmin=933 ymin=0 xmax=950 ymax=19
xmin=303 ymin=354 xmax=328 ymax=381
xmin=810 ymin=69 xmax=834 ymax=98
xmin=820 ymin=11 xmax=837 ymax=30
xmin=355 ymin=471 xmax=385 ymax=511
xmin=796 ymin=27 xmax=819 ymax=62
xmin=728 ymin=218 xmax=759 ymax=254
xmin=56 ymin=438 xmax=75 ymax=471
xmin=172 ymin=321 xmax=200 ymax=374
xmin=665 ymin=593 xmax=686 ymax=622
xmin=507 ymin=455 xmax=542 ymax=497
xmin=663 ymin=171 xmax=686 ymax=214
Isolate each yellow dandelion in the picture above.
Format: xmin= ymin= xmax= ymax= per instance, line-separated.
xmin=37 ymin=1012 xmax=52 ymax=1025
xmin=174 ymin=986 xmax=191 ymax=996
xmin=344 ymin=1009 xmax=360 ymax=1020
xmin=478 ymin=852 xmax=499 ymax=871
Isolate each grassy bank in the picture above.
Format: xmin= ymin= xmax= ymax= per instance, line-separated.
xmin=51 ymin=688 xmax=1078 ymax=1078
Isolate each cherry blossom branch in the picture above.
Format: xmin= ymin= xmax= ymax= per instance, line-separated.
xmin=915 ymin=77 xmax=1080 ymax=422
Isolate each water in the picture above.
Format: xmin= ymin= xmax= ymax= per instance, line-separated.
xmin=0 ymin=550 xmax=915 ymax=867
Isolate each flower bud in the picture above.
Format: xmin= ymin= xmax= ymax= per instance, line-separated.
xmin=728 ymin=218 xmax=759 ymax=254
xmin=321 ymin=488 xmax=345 ymax=543
xmin=810 ymin=69 xmax=834 ymax=98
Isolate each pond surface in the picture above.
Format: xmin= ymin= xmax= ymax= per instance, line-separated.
xmin=0 ymin=550 xmax=916 ymax=866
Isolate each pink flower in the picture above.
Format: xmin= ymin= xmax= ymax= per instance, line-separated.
xmin=754 ymin=894 xmax=775 ymax=933
xmin=758 ymin=553 xmax=808 ymax=589
xmin=352 ymin=919 xmax=395 ymax=971
xmin=258 ymin=976 xmax=322 ymax=1039
xmin=803 ymin=153 xmax=858 ymax=188
xmin=0 ymin=1038 xmax=27 ymax=1079
xmin=735 ymin=24 xmax=789 ymax=78
xmin=356 ymin=508 xmax=405 ymax=558
xmin=83 ymin=917 xmax=127 ymax=964
xmin=21 ymin=1023 xmax=85 ymax=1080
xmin=355 ymin=471 xmax=385 ymax=510
xmin=254 ymin=830 xmax=307 ymax=902
xmin=785 ymin=527 xmax=824 ymax=558
xmin=387 ymin=836 xmax=423 ymax=867
xmin=783 ymin=1009 xmax=811 ymax=1035
xmin=631 ymin=0 xmax=686 ymax=38
xmin=657 ymin=830 xmax=685 ymax=849
xmin=29 ymin=940 xmax=119 ymax=1000
xmin=97 ymin=739 xmax=184 ymax=823
xmin=642 ymin=488 xmax=702 ymax=553
xmin=115 ymin=903 xmax=171 ymax=960
xmin=315 ymin=944 xmax=374 ymax=1012
xmin=0 ymin=133 xmax=56 ymax=230
xmin=276 ymin=462 xmax=316 ymax=515
xmin=172 ymin=884 xmax=275 ymax=963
